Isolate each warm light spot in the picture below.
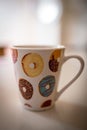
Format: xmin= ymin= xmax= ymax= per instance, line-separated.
xmin=37 ymin=1 xmax=62 ymax=24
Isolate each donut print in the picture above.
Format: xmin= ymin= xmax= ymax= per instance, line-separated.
xmin=49 ymin=49 xmax=61 ymax=72
xmin=12 ymin=49 xmax=18 ymax=63
xmin=22 ymin=53 xmax=44 ymax=77
xmin=39 ymin=75 xmax=55 ymax=97
xmin=19 ymin=79 xmax=33 ymax=100
xmin=25 ymin=103 xmax=32 ymax=108
xmin=41 ymin=100 xmax=52 ymax=108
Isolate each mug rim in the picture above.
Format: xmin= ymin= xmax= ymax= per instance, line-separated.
xmin=11 ymin=45 xmax=65 ymax=50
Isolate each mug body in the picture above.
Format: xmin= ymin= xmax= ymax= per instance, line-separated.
xmin=12 ymin=45 xmax=65 ymax=111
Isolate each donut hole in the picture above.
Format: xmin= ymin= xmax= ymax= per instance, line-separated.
xmin=45 ymin=84 xmax=50 ymax=90
xmin=23 ymin=87 xmax=26 ymax=92
xmin=29 ymin=63 xmax=35 ymax=69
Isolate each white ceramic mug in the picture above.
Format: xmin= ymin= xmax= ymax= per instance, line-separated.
xmin=11 ymin=45 xmax=84 ymax=111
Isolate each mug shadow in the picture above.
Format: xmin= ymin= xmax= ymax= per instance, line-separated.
xmin=35 ymin=100 xmax=87 ymax=129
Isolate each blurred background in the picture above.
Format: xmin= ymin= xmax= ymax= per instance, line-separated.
xmin=0 ymin=0 xmax=87 ymax=48
xmin=0 ymin=0 xmax=87 ymax=130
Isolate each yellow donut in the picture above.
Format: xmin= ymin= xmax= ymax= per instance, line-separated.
xmin=22 ymin=53 xmax=44 ymax=77
xmin=50 ymin=49 xmax=61 ymax=60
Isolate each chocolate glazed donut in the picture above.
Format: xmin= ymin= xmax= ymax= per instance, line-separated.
xmin=19 ymin=79 xmax=33 ymax=100
xmin=41 ymin=100 xmax=52 ymax=108
xmin=49 ymin=49 xmax=61 ymax=72
xmin=49 ymin=55 xmax=59 ymax=72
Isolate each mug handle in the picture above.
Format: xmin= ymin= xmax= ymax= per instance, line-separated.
xmin=55 ymin=55 xmax=84 ymax=100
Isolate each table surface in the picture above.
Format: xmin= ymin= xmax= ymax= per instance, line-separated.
xmin=0 ymin=47 xmax=87 ymax=130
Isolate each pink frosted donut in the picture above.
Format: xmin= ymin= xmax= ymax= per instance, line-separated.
xmin=12 ymin=49 xmax=18 ymax=63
